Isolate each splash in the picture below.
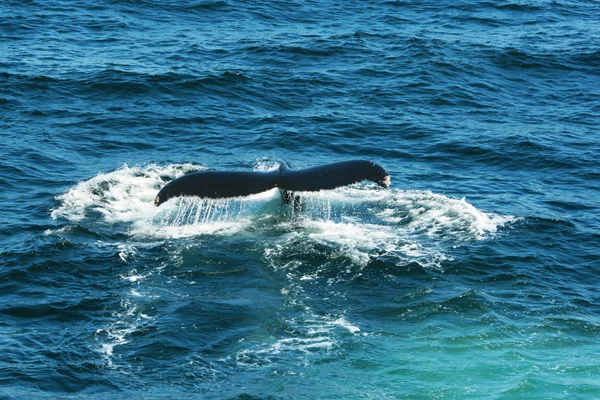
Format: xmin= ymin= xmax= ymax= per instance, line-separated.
xmin=50 ymin=163 xmax=280 ymax=239
xmin=51 ymin=163 xmax=204 ymax=223
xmin=51 ymin=163 xmax=515 ymax=248
xmin=381 ymin=190 xmax=515 ymax=240
xmin=263 ymin=187 xmax=515 ymax=270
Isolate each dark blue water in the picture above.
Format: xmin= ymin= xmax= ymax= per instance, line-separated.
xmin=2 ymin=0 xmax=600 ymax=398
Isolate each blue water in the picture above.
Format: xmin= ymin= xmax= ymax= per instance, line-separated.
xmin=2 ymin=0 xmax=600 ymax=398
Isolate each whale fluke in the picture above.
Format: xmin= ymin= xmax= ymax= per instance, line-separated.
xmin=154 ymin=160 xmax=390 ymax=207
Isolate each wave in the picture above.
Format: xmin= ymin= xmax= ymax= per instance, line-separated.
xmin=0 ymin=69 xmax=254 ymax=101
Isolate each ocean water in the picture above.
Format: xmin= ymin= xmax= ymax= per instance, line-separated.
xmin=1 ymin=0 xmax=600 ymax=398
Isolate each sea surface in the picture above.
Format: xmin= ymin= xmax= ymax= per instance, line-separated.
xmin=1 ymin=0 xmax=600 ymax=398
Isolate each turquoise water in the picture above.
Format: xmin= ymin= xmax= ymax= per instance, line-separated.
xmin=1 ymin=0 xmax=600 ymax=398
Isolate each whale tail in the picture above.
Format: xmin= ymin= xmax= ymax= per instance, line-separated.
xmin=154 ymin=160 xmax=390 ymax=207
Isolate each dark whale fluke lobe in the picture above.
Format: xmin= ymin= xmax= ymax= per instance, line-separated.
xmin=154 ymin=160 xmax=390 ymax=207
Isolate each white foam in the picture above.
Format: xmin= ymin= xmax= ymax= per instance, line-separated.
xmin=125 ymin=275 xmax=144 ymax=282
xmin=261 ymin=187 xmax=516 ymax=270
xmin=234 ymin=312 xmax=360 ymax=367
xmin=305 ymin=219 xmax=400 ymax=266
xmin=330 ymin=317 xmax=361 ymax=334
xmin=96 ymin=285 xmax=157 ymax=368
xmin=381 ymin=190 xmax=516 ymax=240
xmin=264 ymin=218 xmax=443 ymax=270
xmin=297 ymin=187 xmax=514 ymax=241
xmin=50 ymin=163 xmax=279 ymax=239
xmin=118 ymin=244 xmax=136 ymax=263
xmin=51 ymin=163 xmax=515 ymax=250
xmin=52 ymin=163 xmax=202 ymax=222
